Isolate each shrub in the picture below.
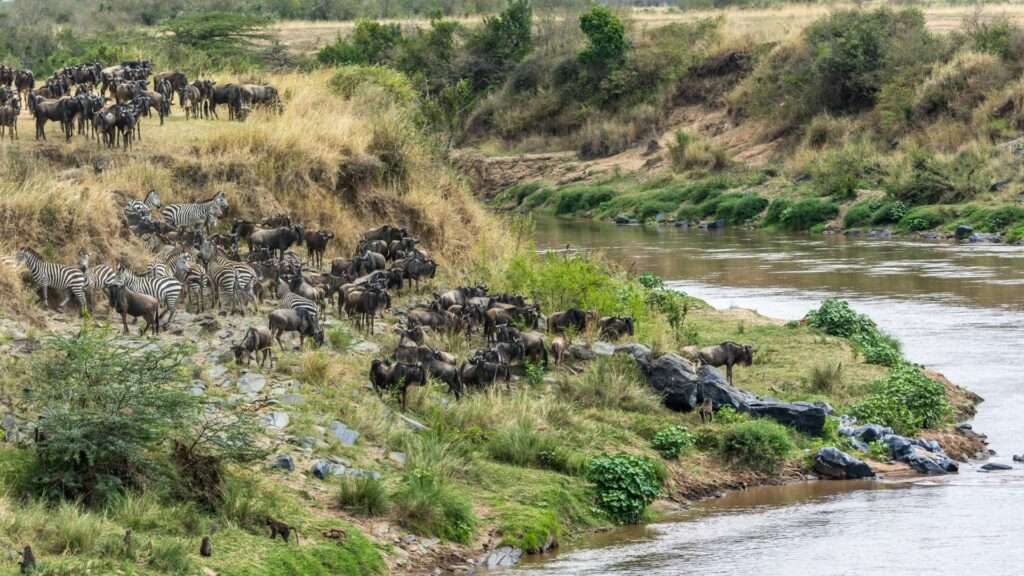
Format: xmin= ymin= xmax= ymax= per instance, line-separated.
xmin=805 ymin=298 xmax=902 ymax=366
xmin=586 ymin=453 xmax=660 ymax=524
xmin=668 ymin=131 xmax=730 ymax=173
xmin=913 ymin=51 xmax=1009 ymax=120
xmin=462 ymin=0 xmax=533 ymax=90
xmin=844 ymin=199 xmax=881 ymax=228
xmin=810 ymin=142 xmax=880 ymax=200
xmin=556 ymin=356 xmax=661 ymax=414
xmin=393 ymin=469 xmax=475 ymax=543
xmin=810 ymin=362 xmax=843 ymax=393
xmin=715 ymin=193 xmax=769 ymax=224
xmin=579 ymin=6 xmax=629 ymax=71
xmin=337 ymin=476 xmax=390 ymax=517
xmin=764 ymin=197 xmax=838 ymax=231
xmin=651 ymin=425 xmax=694 ymax=459
xmin=886 ymin=149 xmax=987 ymax=206
xmin=554 ymin=185 xmax=615 ymax=215
xmin=898 ymin=206 xmax=952 ymax=231
xmin=329 ymin=65 xmax=418 ymax=106
xmin=719 ymin=420 xmax=795 ymax=473
xmin=26 ymin=330 xmax=197 ymax=505
xmin=850 ymin=363 xmax=951 ymax=435
xmin=317 ymin=20 xmax=402 ymax=66
xmin=869 ymin=199 xmax=908 ymax=225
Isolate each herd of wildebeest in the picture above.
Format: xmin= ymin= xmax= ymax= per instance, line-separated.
xmin=0 ymin=61 xmax=280 ymax=146
xmin=8 ymin=185 xmax=661 ymax=411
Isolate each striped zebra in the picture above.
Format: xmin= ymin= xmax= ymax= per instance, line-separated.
xmin=123 ymin=190 xmax=162 ymax=225
xmin=199 ymin=244 xmax=257 ymax=315
xmin=16 ymin=247 xmax=88 ymax=315
xmin=115 ymin=264 xmax=183 ymax=324
xmin=276 ymin=277 xmax=320 ymax=323
xmin=171 ymin=253 xmax=210 ymax=312
xmin=160 ymin=191 xmax=228 ymax=232
xmin=77 ymin=250 xmax=116 ymax=311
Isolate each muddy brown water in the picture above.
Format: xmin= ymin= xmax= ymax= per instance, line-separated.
xmin=515 ymin=218 xmax=1024 ymax=576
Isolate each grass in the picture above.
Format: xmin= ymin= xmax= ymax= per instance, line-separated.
xmin=336 ymin=476 xmax=390 ymax=517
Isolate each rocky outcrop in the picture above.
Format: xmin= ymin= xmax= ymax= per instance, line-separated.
xmin=632 ymin=351 xmax=828 ymax=435
xmin=813 ymin=448 xmax=875 ymax=480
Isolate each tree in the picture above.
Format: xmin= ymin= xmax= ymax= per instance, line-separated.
xmin=162 ymin=11 xmax=269 ymax=56
xmin=27 ymin=330 xmax=198 ymax=505
xmin=422 ymin=78 xmax=476 ymax=150
xmin=578 ymin=5 xmax=628 ymax=70
xmin=318 ymin=19 xmax=403 ymax=65
xmin=462 ymin=0 xmax=533 ymax=90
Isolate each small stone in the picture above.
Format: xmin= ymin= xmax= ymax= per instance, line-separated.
xmin=980 ymin=462 xmax=1013 ymax=472
xmin=482 ymin=546 xmax=523 ymax=569
xmin=272 ymin=454 xmax=295 ymax=472
xmin=351 ymin=340 xmax=381 ymax=355
xmin=280 ymin=393 xmax=305 ymax=406
xmin=389 ymin=451 xmax=407 ymax=466
xmin=397 ymin=413 xmax=429 ymax=432
xmin=311 ymin=459 xmax=346 ymax=480
xmin=238 ymin=372 xmax=266 ymax=395
xmin=263 ymin=411 xmax=289 ymax=429
xmin=329 ymin=421 xmax=360 ymax=446
xmin=1 ymin=414 xmax=16 ymax=431
xmin=190 ymin=383 xmax=206 ymax=397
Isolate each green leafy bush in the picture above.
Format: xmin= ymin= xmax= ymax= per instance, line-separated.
xmin=651 ymin=425 xmax=694 ymax=459
xmin=764 ymin=197 xmax=839 ymax=231
xmin=850 ymin=363 xmax=951 ymax=435
xmin=719 ymin=420 xmax=795 ymax=473
xmin=811 ymin=142 xmax=880 ymax=200
xmin=554 ymin=186 xmax=615 ymax=215
xmin=715 ymin=193 xmax=769 ymax=224
xmin=329 ymin=65 xmax=418 ymax=106
xmin=27 ymin=330 xmax=197 ymax=505
xmin=586 ymin=453 xmax=661 ymax=524
xmin=805 ymin=298 xmax=901 ymax=366
xmin=317 ymin=20 xmax=403 ymax=66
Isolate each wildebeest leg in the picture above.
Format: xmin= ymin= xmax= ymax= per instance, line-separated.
xmin=122 ymin=312 xmax=129 ymax=334
xmin=726 ymin=363 xmax=733 ymax=385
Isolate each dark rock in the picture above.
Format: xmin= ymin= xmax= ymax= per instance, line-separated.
xmin=614 ymin=215 xmax=633 ymax=225
xmin=954 ymin=225 xmax=974 ymax=241
xmin=701 ymin=219 xmax=725 ymax=230
xmin=886 ymin=435 xmax=957 ymax=474
xmin=272 ymin=454 xmax=295 ymax=472
xmin=634 ymin=353 xmax=754 ymax=412
xmin=591 ymin=342 xmax=616 ymax=356
xmin=1013 ymin=454 xmax=1024 ymax=463
xmin=980 ymin=462 xmax=1013 ymax=472
xmin=567 ymin=344 xmax=596 ymax=362
xmin=841 ymin=423 xmax=893 ymax=444
xmin=745 ymin=400 xmax=828 ymax=436
xmin=989 ymin=178 xmax=1011 ymax=192
xmin=814 ymin=447 xmax=875 ymax=480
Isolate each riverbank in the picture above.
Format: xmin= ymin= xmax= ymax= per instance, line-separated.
xmin=0 ymin=250 xmax=988 ymax=575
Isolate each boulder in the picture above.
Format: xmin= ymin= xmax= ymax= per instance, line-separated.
xmin=634 ymin=352 xmax=755 ymax=412
xmin=954 ymin=225 xmax=974 ymax=241
xmin=329 ymin=421 xmax=359 ymax=446
xmin=843 ymin=423 xmax=893 ymax=444
xmin=207 ymin=365 xmax=228 ymax=381
xmin=886 ymin=435 xmax=957 ymax=474
xmin=311 ymin=459 xmax=346 ymax=480
xmin=980 ymin=462 xmax=1013 ymax=472
xmin=591 ymin=342 xmax=616 ymax=356
xmin=389 ymin=451 xmax=407 ymax=466
xmin=813 ymin=447 xmax=875 ymax=480
xmin=745 ymin=400 xmax=828 ymax=436
xmin=280 ymin=393 xmax=305 ymax=406
xmin=614 ymin=343 xmax=651 ymax=362
xmin=1013 ymin=454 xmax=1024 ymax=463
xmin=481 ymin=546 xmax=523 ymax=570
xmin=567 ymin=344 xmax=596 ymax=362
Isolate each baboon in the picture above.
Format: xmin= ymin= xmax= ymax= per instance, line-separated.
xmin=19 ymin=545 xmax=35 ymax=574
xmin=699 ymin=398 xmax=714 ymax=424
xmin=266 ymin=518 xmax=299 ymax=544
xmin=200 ymin=536 xmax=212 ymax=557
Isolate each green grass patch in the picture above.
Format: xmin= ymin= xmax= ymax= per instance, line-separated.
xmin=719 ymin=420 xmax=795 ymax=473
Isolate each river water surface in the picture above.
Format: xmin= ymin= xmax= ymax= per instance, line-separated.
xmin=516 ymin=218 xmax=1024 ymax=576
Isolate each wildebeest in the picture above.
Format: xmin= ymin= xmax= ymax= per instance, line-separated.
xmin=354 ymin=251 xmax=386 ymax=276
xmin=551 ymin=336 xmax=568 ymax=366
xmin=699 ymin=397 xmax=714 ymax=423
xmin=233 ymin=326 xmax=274 ymax=368
xmin=439 ymin=286 xmax=487 ymax=310
xmin=250 ymin=225 xmax=305 ymax=260
xmin=547 ymin=308 xmax=593 ymax=336
xmin=304 ymin=229 xmax=334 ymax=270
xmin=106 ymin=282 xmax=160 ymax=336
xmin=29 ymin=94 xmax=71 ymax=141
xmin=0 ymin=96 xmax=19 ymax=139
xmin=459 ymin=353 xmax=511 ymax=390
xmin=154 ymin=70 xmax=188 ymax=105
xmin=696 ymin=341 xmax=753 ymax=385
xmin=599 ymin=316 xmax=635 ymax=341
xmin=422 ymin=350 xmax=463 ymax=399
xmin=369 ymin=359 xmax=427 ymax=411
xmin=15 ymin=69 xmax=34 ymax=105
xmin=268 ymin=307 xmax=323 ymax=350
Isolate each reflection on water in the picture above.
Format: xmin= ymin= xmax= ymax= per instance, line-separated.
xmin=516 ymin=218 xmax=1024 ymax=576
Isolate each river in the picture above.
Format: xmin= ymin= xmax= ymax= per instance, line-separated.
xmin=516 ymin=218 xmax=1024 ymax=576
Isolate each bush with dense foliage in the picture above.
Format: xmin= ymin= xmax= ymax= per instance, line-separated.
xmin=763 ymin=197 xmax=839 ymax=231
xmin=718 ymin=420 xmax=795 ymax=473
xmin=850 ymin=363 xmax=951 ymax=435
xmin=805 ymin=298 xmax=901 ymax=366
xmin=651 ymin=425 xmax=694 ymax=459
xmin=586 ymin=453 xmax=661 ymax=524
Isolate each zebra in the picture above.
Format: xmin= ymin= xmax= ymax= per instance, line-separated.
xmin=77 ymin=250 xmax=116 ymax=312
xmin=16 ymin=247 xmax=88 ymax=315
xmin=160 ymin=191 xmax=228 ymax=233
xmin=199 ymin=243 xmax=256 ymax=315
xmin=275 ymin=276 xmax=320 ymax=323
xmin=124 ymin=189 xmax=161 ymax=221
xmin=115 ymin=264 xmax=183 ymax=324
xmin=171 ymin=253 xmax=210 ymax=312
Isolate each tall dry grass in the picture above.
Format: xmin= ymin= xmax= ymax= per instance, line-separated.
xmin=0 ymin=71 xmax=506 ymax=320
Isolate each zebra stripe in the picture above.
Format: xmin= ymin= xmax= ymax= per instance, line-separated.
xmin=160 ymin=191 xmax=228 ymax=230
xmin=116 ymin=267 xmax=182 ymax=323
xmin=203 ymin=252 xmax=256 ymax=314
xmin=16 ymin=248 xmax=88 ymax=313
